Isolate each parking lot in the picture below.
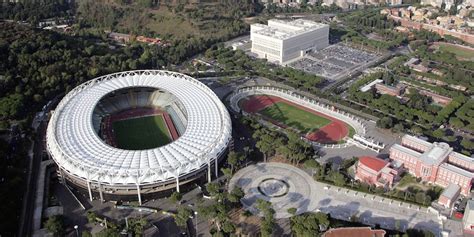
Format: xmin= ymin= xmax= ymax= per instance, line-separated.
xmin=288 ymin=44 xmax=380 ymax=81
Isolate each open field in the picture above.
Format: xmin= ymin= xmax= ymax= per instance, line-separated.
xmin=259 ymin=102 xmax=331 ymax=133
xmin=240 ymin=95 xmax=353 ymax=144
xmin=438 ymin=44 xmax=474 ymax=60
xmin=112 ymin=115 xmax=171 ymax=150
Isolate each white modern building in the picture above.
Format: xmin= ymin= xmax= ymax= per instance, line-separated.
xmin=250 ymin=19 xmax=329 ymax=64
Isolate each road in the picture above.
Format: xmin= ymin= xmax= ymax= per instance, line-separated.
xmin=18 ymin=120 xmax=47 ymax=237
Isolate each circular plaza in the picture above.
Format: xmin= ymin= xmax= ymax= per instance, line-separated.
xmin=228 ymin=162 xmax=318 ymax=218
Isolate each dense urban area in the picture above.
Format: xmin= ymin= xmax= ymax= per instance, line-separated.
xmin=0 ymin=0 xmax=473 ymax=236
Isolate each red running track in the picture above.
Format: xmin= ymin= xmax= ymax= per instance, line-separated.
xmin=240 ymin=95 xmax=349 ymax=144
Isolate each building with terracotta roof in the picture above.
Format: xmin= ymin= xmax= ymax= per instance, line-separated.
xmin=375 ymin=83 xmax=406 ymax=97
xmin=418 ymin=90 xmax=453 ymax=106
xmin=389 ymin=135 xmax=474 ymax=195
xmin=323 ymin=227 xmax=386 ymax=237
xmin=355 ymin=156 xmax=401 ymax=188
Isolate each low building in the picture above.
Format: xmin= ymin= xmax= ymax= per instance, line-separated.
xmin=359 ymin=79 xmax=383 ymax=92
xmin=108 ymin=32 xmax=132 ymax=43
xmin=438 ymin=183 xmax=461 ymax=208
xmin=375 ymin=83 xmax=406 ymax=96
xmin=250 ymin=19 xmax=329 ymax=64
xmin=355 ymin=156 xmax=401 ymax=188
xmin=323 ymin=227 xmax=386 ymax=237
xmin=463 ymin=200 xmax=474 ymax=234
xmin=389 ymin=135 xmax=474 ymax=195
xmin=136 ymin=36 xmax=163 ymax=45
xmin=419 ymin=90 xmax=453 ymax=106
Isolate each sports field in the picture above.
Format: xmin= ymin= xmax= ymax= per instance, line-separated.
xmin=438 ymin=44 xmax=474 ymax=60
xmin=240 ymin=95 xmax=353 ymax=144
xmin=259 ymin=102 xmax=331 ymax=133
xmin=112 ymin=115 xmax=171 ymax=150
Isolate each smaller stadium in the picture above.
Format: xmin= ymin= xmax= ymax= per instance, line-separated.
xmin=229 ymin=87 xmax=366 ymax=146
xmin=240 ymin=95 xmax=355 ymax=144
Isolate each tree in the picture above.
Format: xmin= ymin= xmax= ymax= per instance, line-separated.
xmin=82 ymin=231 xmax=93 ymax=237
xmin=228 ymin=187 xmax=244 ymax=203
xmin=129 ymin=218 xmax=148 ymax=235
xmin=227 ymin=151 xmax=244 ymax=173
xmin=206 ymin=182 xmax=220 ymax=197
xmin=175 ymin=206 xmax=192 ymax=228
xmin=304 ymin=159 xmax=320 ymax=175
xmin=256 ymin=199 xmax=275 ymax=237
xmin=290 ymin=212 xmax=330 ymax=236
xmin=376 ymin=117 xmax=394 ymax=129
xmin=86 ymin=211 xmax=98 ymax=223
xmin=254 ymin=128 xmax=282 ymax=162
xmin=287 ymin=207 xmax=297 ymax=215
xmin=330 ymin=172 xmax=346 ymax=186
xmin=96 ymin=228 xmax=120 ymax=237
xmin=432 ymin=129 xmax=445 ymax=139
xmin=221 ymin=167 xmax=233 ymax=180
xmin=169 ymin=191 xmax=183 ymax=205
xmin=45 ymin=215 xmax=64 ymax=237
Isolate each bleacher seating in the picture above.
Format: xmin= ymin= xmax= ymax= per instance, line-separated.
xmin=94 ymin=88 xmax=187 ymax=137
xmin=165 ymin=105 xmax=186 ymax=136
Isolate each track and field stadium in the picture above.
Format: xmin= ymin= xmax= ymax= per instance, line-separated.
xmin=229 ymin=87 xmax=365 ymax=145
xmin=46 ymin=71 xmax=232 ymax=203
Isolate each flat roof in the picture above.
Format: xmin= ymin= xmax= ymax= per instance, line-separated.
xmin=440 ymin=163 xmax=474 ymax=179
xmin=251 ymin=19 xmax=328 ymax=40
xmin=391 ymin=144 xmax=422 ymax=158
xmin=360 ymin=79 xmax=383 ymax=92
xmin=450 ymin=151 xmax=474 ymax=163
xmin=441 ymin=183 xmax=460 ymax=199
xmin=402 ymin=134 xmax=432 ymax=148
xmin=418 ymin=142 xmax=452 ymax=166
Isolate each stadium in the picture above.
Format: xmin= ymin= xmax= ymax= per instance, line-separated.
xmin=229 ymin=86 xmax=367 ymax=147
xmin=46 ymin=70 xmax=232 ymax=203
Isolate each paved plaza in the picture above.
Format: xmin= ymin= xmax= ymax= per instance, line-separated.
xmin=229 ymin=162 xmax=447 ymax=235
xmin=229 ymin=162 xmax=319 ymax=218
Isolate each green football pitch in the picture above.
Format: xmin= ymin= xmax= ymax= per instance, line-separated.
xmin=112 ymin=115 xmax=171 ymax=150
xmin=259 ymin=102 xmax=332 ymax=133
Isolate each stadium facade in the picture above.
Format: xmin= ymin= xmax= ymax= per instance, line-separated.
xmin=250 ymin=19 xmax=329 ymax=64
xmin=46 ymin=70 xmax=232 ymax=204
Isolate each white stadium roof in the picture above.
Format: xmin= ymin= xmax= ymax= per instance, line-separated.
xmin=46 ymin=70 xmax=232 ymax=185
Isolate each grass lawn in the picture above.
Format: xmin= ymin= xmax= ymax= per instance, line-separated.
xmin=259 ymin=102 xmax=331 ymax=133
xmin=439 ymin=44 xmax=474 ymax=60
xmin=112 ymin=115 xmax=171 ymax=150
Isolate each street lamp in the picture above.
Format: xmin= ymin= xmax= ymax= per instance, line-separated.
xmin=194 ymin=211 xmax=198 ymax=237
xmin=74 ymin=225 xmax=79 ymax=237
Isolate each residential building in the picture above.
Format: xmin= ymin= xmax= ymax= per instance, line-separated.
xmin=355 ymin=156 xmax=401 ymax=188
xmin=250 ymin=19 xmax=329 ymax=64
xmin=389 ymin=135 xmax=474 ymax=195
xmin=323 ymin=227 xmax=386 ymax=237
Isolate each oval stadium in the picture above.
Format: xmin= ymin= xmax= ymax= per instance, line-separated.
xmin=46 ymin=70 xmax=232 ymax=203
